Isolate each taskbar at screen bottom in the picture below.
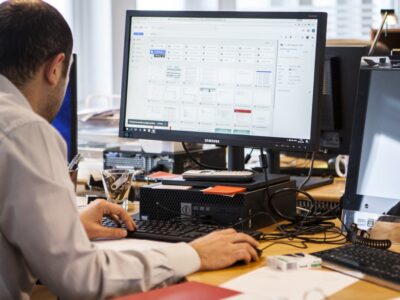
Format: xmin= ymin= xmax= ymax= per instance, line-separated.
xmin=120 ymin=127 xmax=312 ymax=152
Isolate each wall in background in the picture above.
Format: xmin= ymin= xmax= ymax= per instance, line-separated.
xmin=27 ymin=0 xmax=400 ymax=110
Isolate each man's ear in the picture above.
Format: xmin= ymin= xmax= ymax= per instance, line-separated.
xmin=44 ymin=53 xmax=65 ymax=87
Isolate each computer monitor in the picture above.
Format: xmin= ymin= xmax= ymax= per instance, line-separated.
xmin=277 ymin=45 xmax=368 ymax=177
xmin=52 ymin=53 xmax=77 ymax=162
xmin=319 ymin=45 xmax=369 ymax=155
xmin=342 ymin=64 xmax=400 ymax=230
xmin=119 ymin=11 xmax=327 ymax=170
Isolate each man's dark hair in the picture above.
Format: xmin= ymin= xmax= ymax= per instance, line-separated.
xmin=0 ymin=0 xmax=73 ymax=87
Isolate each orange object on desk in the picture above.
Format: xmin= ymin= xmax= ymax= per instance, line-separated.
xmin=147 ymin=171 xmax=180 ymax=179
xmin=112 ymin=281 xmax=240 ymax=300
xmin=202 ymin=185 xmax=246 ymax=196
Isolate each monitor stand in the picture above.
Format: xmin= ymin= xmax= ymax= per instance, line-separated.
xmin=267 ymin=149 xmax=333 ymax=190
xmin=227 ymin=146 xmax=288 ymax=185
xmin=227 ymin=145 xmax=245 ymax=170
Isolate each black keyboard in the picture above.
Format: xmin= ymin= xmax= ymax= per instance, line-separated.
xmin=313 ymin=244 xmax=400 ymax=291
xmin=102 ymin=218 xmax=263 ymax=243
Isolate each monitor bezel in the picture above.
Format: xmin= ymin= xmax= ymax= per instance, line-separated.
xmin=341 ymin=67 xmax=400 ymax=231
xmin=119 ymin=10 xmax=327 ymax=152
xmin=319 ymin=45 xmax=369 ymax=155
xmin=341 ymin=68 xmax=371 ymax=211
xmin=69 ymin=53 xmax=78 ymax=162
xmin=52 ymin=53 xmax=78 ymax=162
xmin=342 ymin=67 xmax=400 ymax=210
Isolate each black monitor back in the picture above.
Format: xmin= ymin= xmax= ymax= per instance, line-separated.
xmin=51 ymin=54 xmax=78 ymax=162
xmin=319 ymin=45 xmax=369 ymax=155
xmin=276 ymin=45 xmax=368 ymax=176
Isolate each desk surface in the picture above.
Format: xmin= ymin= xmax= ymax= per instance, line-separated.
xmin=188 ymin=179 xmax=400 ymax=299
xmin=188 ymin=223 xmax=400 ymax=299
xmin=37 ymin=180 xmax=398 ymax=299
xmin=297 ymin=177 xmax=346 ymax=202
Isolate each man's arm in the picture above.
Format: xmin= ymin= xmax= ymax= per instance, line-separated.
xmin=0 ymin=122 xmax=201 ymax=299
xmin=1 ymin=121 xmax=259 ymax=299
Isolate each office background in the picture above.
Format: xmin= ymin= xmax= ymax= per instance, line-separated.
xmin=21 ymin=0 xmax=399 ymax=115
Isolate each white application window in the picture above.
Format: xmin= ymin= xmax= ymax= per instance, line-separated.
xmin=124 ymin=17 xmax=318 ymax=140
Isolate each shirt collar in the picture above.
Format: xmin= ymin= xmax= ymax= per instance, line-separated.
xmin=0 ymin=74 xmax=33 ymax=111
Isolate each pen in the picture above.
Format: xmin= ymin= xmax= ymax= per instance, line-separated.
xmin=68 ymin=153 xmax=81 ymax=171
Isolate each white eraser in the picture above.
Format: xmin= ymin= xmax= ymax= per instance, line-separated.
xmin=267 ymin=253 xmax=321 ymax=271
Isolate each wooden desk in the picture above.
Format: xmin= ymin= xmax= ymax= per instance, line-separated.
xmin=297 ymin=177 xmax=346 ymax=202
xmin=37 ymin=180 xmax=398 ymax=299
xmin=188 ymin=177 xmax=396 ymax=300
xmin=188 ymin=222 xmax=400 ymax=300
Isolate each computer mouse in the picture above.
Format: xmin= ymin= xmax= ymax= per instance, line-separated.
xmin=233 ymin=246 xmax=263 ymax=266
xmin=255 ymin=247 xmax=263 ymax=258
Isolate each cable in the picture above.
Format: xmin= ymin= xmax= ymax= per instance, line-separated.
xmin=256 ymin=148 xmax=344 ymax=248
xmin=167 ymin=146 xmax=346 ymax=248
xmin=244 ymin=148 xmax=254 ymax=164
xmin=298 ymin=151 xmax=316 ymax=190
xmin=338 ymin=220 xmax=392 ymax=250
xmin=260 ymin=241 xmax=308 ymax=252
xmin=181 ymin=142 xmax=226 ymax=170
xmin=155 ymin=200 xmax=281 ymax=233
xmin=258 ymin=148 xmax=336 ymax=226
xmin=259 ymin=148 xmax=271 ymax=209
xmin=260 ymin=222 xmax=347 ymax=246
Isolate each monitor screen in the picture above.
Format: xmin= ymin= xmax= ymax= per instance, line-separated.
xmin=52 ymin=54 xmax=77 ymax=162
xmin=119 ymin=11 xmax=327 ymax=152
xmin=342 ymin=66 xmax=400 ymax=230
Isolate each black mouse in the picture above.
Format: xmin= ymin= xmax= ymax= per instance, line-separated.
xmin=233 ymin=246 xmax=263 ymax=266
xmin=254 ymin=247 xmax=263 ymax=258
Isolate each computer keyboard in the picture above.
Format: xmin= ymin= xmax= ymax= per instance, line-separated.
xmin=102 ymin=218 xmax=263 ymax=243
xmin=313 ymin=244 xmax=400 ymax=291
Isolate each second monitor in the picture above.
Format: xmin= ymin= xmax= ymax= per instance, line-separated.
xmin=278 ymin=44 xmax=369 ymax=177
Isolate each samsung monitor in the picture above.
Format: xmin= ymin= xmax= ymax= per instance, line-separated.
xmin=342 ymin=63 xmax=400 ymax=231
xmin=52 ymin=53 xmax=77 ymax=162
xmin=119 ymin=11 xmax=327 ymax=170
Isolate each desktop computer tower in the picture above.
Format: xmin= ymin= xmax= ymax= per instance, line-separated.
xmin=139 ymin=179 xmax=296 ymax=230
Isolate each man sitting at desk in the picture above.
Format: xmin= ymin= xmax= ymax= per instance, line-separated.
xmin=0 ymin=1 xmax=259 ymax=299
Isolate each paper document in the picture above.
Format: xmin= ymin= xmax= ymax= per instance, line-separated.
xmin=222 ymin=267 xmax=358 ymax=300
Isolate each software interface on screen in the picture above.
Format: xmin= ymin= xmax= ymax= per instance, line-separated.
xmin=123 ymin=16 xmax=318 ymax=142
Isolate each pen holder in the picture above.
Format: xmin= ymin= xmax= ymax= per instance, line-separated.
xmin=101 ymin=169 xmax=133 ymax=210
xmin=69 ymin=169 xmax=78 ymax=192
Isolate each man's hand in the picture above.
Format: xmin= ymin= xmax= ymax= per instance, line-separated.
xmin=189 ymin=228 xmax=260 ymax=270
xmin=79 ymin=199 xmax=136 ymax=240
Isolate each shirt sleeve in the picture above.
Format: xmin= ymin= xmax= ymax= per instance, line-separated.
xmin=0 ymin=121 xmax=200 ymax=299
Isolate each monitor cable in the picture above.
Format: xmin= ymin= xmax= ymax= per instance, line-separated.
xmin=244 ymin=148 xmax=255 ymax=164
xmin=339 ymin=220 xmax=392 ymax=250
xmin=298 ymin=151 xmax=316 ymax=190
xmin=259 ymin=148 xmax=336 ymax=226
